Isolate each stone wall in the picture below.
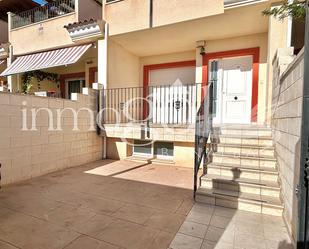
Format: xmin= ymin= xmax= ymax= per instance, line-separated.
xmin=272 ymin=47 xmax=304 ymax=241
xmin=0 ymin=89 xmax=102 ymax=185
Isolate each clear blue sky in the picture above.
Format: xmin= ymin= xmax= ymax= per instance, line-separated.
xmin=32 ymin=0 xmax=47 ymax=5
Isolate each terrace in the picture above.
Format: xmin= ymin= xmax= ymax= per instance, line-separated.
xmin=11 ymin=0 xmax=75 ymax=29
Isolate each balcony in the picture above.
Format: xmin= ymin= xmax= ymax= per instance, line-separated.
xmin=11 ymin=0 xmax=75 ymax=29
xmin=102 ymin=83 xmax=204 ymax=125
xmin=9 ymin=0 xmax=102 ymax=55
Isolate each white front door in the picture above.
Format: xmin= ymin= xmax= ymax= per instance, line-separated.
xmin=221 ymin=56 xmax=253 ymax=124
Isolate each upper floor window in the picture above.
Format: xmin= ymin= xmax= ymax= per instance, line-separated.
xmin=11 ymin=0 xmax=75 ymax=29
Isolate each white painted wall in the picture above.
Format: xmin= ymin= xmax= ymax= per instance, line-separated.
xmin=149 ymin=66 xmax=195 ymax=86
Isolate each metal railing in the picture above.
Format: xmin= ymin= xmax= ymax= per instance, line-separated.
xmin=11 ymin=0 xmax=75 ymax=29
xmin=193 ymin=80 xmax=214 ymax=198
xmin=102 ymin=83 xmax=202 ymax=125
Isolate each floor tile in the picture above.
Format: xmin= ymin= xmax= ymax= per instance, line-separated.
xmin=186 ymin=210 xmax=212 ymax=225
xmin=147 ymin=231 xmax=175 ymax=249
xmin=169 ymin=233 xmax=203 ymax=249
xmin=145 ymin=211 xmax=186 ymax=233
xmin=209 ymin=215 xmax=233 ymax=229
xmin=234 ymin=232 xmax=267 ymax=249
xmin=178 ymin=221 xmax=208 ymax=239
xmin=71 ymin=214 xmax=115 ymax=237
xmin=112 ymin=204 xmax=156 ymax=224
xmin=265 ymin=239 xmax=294 ymax=249
xmin=63 ymin=235 xmax=119 ymax=249
xmin=45 ymin=204 xmax=96 ymax=229
xmin=97 ymin=219 xmax=158 ymax=249
xmin=0 ymin=240 xmax=19 ymax=249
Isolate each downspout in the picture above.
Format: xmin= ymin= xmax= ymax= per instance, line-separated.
xmin=149 ymin=0 xmax=153 ymax=28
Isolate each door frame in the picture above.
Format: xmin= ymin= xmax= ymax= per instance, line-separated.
xmin=202 ymin=47 xmax=260 ymax=122
xmin=65 ymin=78 xmax=86 ymax=99
xmin=143 ymin=60 xmax=196 ymax=119
xmin=60 ymin=72 xmax=85 ymax=99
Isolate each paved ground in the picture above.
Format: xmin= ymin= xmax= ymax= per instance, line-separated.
xmin=169 ymin=203 xmax=293 ymax=249
xmin=0 ymin=160 xmax=194 ymax=249
xmin=0 ymin=160 xmax=293 ymax=249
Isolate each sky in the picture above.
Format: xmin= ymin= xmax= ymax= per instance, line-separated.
xmin=32 ymin=0 xmax=47 ymax=5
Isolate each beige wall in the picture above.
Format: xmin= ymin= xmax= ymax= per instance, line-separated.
xmin=10 ymin=13 xmax=77 ymax=55
xmin=0 ymin=20 xmax=8 ymax=43
xmin=106 ymin=137 xmax=194 ymax=168
xmin=266 ymin=12 xmax=289 ymax=123
xmin=106 ymin=138 xmax=132 ymax=160
xmin=153 ymin=0 xmax=223 ymax=28
xmin=78 ymin=0 xmax=102 ymax=22
xmin=105 ymin=0 xmax=224 ymax=36
xmin=107 ymin=39 xmax=140 ymax=89
xmin=105 ymin=0 xmax=150 ymax=36
xmin=0 ymin=89 xmax=102 ymax=185
xmin=272 ymin=48 xmax=303 ymax=242
xmin=174 ymin=142 xmax=194 ymax=168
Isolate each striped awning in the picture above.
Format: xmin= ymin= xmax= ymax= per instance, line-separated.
xmin=0 ymin=44 xmax=91 ymax=76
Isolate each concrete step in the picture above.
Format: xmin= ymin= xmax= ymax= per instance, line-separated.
xmin=150 ymin=158 xmax=175 ymax=165
xmin=214 ymin=143 xmax=275 ymax=157
xmin=213 ymin=126 xmax=272 ymax=137
xmin=200 ymin=174 xmax=280 ymax=198
xmin=207 ymin=163 xmax=278 ymax=182
xmin=211 ymin=135 xmax=273 ymax=147
xmin=212 ymin=152 xmax=277 ymax=168
xmin=196 ymin=187 xmax=283 ymax=216
xmin=125 ymin=156 xmax=153 ymax=164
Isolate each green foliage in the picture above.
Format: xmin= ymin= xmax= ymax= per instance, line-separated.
xmin=262 ymin=0 xmax=307 ymax=20
xmin=21 ymin=70 xmax=59 ymax=94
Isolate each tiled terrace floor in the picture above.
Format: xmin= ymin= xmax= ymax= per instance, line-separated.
xmin=0 ymin=160 xmax=194 ymax=249
xmin=0 ymin=160 xmax=292 ymax=249
xmin=169 ymin=203 xmax=293 ymax=249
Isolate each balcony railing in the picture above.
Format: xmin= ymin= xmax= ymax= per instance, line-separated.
xmin=224 ymin=0 xmax=261 ymax=6
xmin=102 ymin=83 xmax=204 ymax=125
xmin=11 ymin=0 xmax=75 ymax=29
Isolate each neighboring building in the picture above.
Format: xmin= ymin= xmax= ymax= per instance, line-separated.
xmin=1 ymin=0 xmax=103 ymax=97
xmin=0 ymin=0 xmax=42 ymax=90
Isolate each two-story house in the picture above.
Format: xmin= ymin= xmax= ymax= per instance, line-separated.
xmin=0 ymin=0 xmax=305 ymax=244
xmin=0 ymin=0 xmax=43 ymax=91
xmin=96 ymin=0 xmax=303 ymax=242
xmin=1 ymin=0 xmax=103 ymax=97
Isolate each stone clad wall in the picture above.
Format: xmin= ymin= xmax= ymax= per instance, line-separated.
xmin=0 ymin=89 xmax=102 ymax=185
xmin=272 ymin=48 xmax=304 ymax=241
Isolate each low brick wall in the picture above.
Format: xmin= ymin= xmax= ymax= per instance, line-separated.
xmin=0 ymin=89 xmax=102 ymax=185
xmin=272 ymin=48 xmax=304 ymax=241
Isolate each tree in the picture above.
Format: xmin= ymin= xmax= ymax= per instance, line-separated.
xmin=262 ymin=0 xmax=307 ymax=20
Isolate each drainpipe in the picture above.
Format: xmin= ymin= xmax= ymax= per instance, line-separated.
xmin=7 ymin=12 xmax=13 ymax=93
xmin=149 ymin=0 xmax=153 ymax=28
xmin=97 ymin=22 xmax=109 ymax=159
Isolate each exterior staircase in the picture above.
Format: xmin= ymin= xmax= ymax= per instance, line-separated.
xmin=195 ymin=125 xmax=283 ymax=216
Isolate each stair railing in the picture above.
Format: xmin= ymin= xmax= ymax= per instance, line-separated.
xmin=194 ymin=80 xmax=214 ymax=199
